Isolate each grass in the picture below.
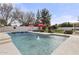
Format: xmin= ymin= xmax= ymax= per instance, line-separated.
xmin=43 ymin=28 xmax=64 ymax=33
xmin=52 ymin=29 xmax=64 ymax=33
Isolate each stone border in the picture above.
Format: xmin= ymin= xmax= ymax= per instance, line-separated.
xmin=28 ymin=31 xmax=71 ymax=37
xmin=6 ymin=31 xmax=74 ymax=55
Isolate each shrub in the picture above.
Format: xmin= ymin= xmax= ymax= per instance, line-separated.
xmin=50 ymin=24 xmax=58 ymax=30
xmin=0 ymin=19 xmax=7 ymax=26
xmin=59 ymin=22 xmax=73 ymax=27
xmin=64 ymin=30 xmax=73 ymax=34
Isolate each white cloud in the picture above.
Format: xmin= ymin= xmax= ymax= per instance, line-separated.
xmin=51 ymin=15 xmax=79 ymax=25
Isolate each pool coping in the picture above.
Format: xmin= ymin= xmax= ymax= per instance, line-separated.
xmin=52 ymin=35 xmax=79 ymax=55
xmin=1 ymin=31 xmax=75 ymax=55
xmin=0 ymin=32 xmax=21 ymax=55
xmin=28 ymin=31 xmax=71 ymax=37
xmin=8 ymin=31 xmax=79 ymax=55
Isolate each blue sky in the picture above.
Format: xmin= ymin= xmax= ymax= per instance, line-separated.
xmin=15 ymin=3 xmax=79 ymax=25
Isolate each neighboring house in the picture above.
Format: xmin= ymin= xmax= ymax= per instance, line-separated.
xmin=7 ymin=18 xmax=22 ymax=26
xmin=11 ymin=20 xmax=22 ymax=26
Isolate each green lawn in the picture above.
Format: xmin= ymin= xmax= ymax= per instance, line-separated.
xmin=52 ymin=29 xmax=64 ymax=33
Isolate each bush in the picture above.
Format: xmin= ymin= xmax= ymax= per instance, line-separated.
xmin=64 ymin=30 xmax=73 ymax=34
xmin=50 ymin=24 xmax=58 ymax=29
xmin=59 ymin=22 xmax=73 ymax=27
xmin=0 ymin=19 xmax=7 ymax=26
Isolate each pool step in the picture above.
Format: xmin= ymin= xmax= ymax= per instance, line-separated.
xmin=0 ymin=33 xmax=11 ymax=44
xmin=0 ymin=38 xmax=11 ymax=44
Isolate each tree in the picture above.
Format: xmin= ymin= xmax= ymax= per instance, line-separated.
xmin=34 ymin=10 xmax=41 ymax=26
xmin=60 ymin=22 xmax=73 ymax=27
xmin=10 ymin=8 xmax=35 ymax=26
xmin=0 ymin=19 xmax=7 ymax=26
xmin=25 ymin=12 xmax=35 ymax=25
xmin=51 ymin=24 xmax=58 ymax=29
xmin=41 ymin=8 xmax=51 ymax=25
xmin=40 ymin=8 xmax=51 ymax=32
xmin=9 ymin=8 xmax=25 ymax=25
xmin=0 ymin=3 xmax=13 ymax=23
xmin=36 ymin=9 xmax=41 ymax=20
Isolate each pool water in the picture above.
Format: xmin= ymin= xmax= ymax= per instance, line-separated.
xmin=8 ymin=32 xmax=67 ymax=55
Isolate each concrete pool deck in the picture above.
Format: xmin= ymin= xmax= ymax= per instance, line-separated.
xmin=0 ymin=32 xmax=79 ymax=55
xmin=52 ymin=35 xmax=79 ymax=55
xmin=0 ymin=33 xmax=21 ymax=55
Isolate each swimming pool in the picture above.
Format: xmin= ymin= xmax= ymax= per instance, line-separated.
xmin=8 ymin=32 xmax=67 ymax=55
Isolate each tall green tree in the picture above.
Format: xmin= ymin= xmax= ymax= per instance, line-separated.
xmin=41 ymin=8 xmax=51 ymax=26
xmin=40 ymin=8 xmax=51 ymax=32
xmin=36 ymin=9 xmax=41 ymax=20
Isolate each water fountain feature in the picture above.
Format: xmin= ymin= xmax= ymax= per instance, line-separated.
xmin=37 ymin=36 xmax=40 ymax=40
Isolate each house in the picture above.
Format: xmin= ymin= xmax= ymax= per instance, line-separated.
xmin=7 ymin=17 xmax=22 ymax=26
xmin=11 ymin=20 xmax=22 ymax=26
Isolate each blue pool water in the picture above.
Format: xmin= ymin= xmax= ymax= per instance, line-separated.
xmin=8 ymin=32 xmax=67 ymax=55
